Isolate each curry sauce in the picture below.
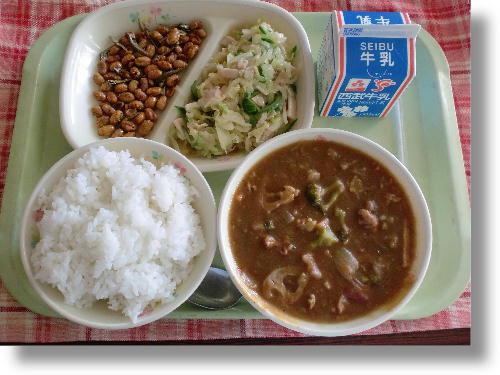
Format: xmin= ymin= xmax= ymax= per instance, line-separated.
xmin=229 ymin=140 xmax=416 ymax=322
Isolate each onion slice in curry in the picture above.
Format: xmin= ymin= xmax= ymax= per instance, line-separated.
xmin=333 ymin=247 xmax=359 ymax=282
xmin=263 ymin=266 xmax=308 ymax=303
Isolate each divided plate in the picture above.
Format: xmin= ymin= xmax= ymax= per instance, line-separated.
xmin=60 ymin=0 xmax=315 ymax=172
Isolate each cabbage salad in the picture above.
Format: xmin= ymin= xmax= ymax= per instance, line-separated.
xmin=169 ymin=21 xmax=298 ymax=158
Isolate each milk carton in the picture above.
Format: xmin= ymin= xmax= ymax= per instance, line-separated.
xmin=317 ymin=11 xmax=421 ymax=117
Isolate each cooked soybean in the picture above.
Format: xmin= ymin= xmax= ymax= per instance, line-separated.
xmin=92 ymin=20 xmax=206 ymax=138
xmin=98 ymin=125 xmax=115 ymax=136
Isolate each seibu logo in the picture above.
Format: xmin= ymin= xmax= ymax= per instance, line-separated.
xmin=345 ymin=78 xmax=371 ymax=92
xmin=372 ymin=79 xmax=396 ymax=92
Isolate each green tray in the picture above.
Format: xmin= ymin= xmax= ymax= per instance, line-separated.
xmin=0 ymin=13 xmax=470 ymax=320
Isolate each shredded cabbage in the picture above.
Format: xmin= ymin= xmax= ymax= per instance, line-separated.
xmin=169 ymin=21 xmax=298 ymax=158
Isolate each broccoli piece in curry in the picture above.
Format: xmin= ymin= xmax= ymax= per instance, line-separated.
xmin=335 ymin=208 xmax=350 ymax=242
xmin=312 ymin=226 xmax=339 ymax=247
xmin=304 ymin=183 xmax=323 ymax=210
xmin=305 ymin=178 xmax=345 ymax=213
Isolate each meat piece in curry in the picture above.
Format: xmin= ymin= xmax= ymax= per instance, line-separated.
xmin=229 ymin=140 xmax=416 ymax=322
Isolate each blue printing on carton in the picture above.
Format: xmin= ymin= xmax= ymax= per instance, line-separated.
xmin=330 ymin=37 xmax=411 ymax=117
xmin=342 ymin=11 xmax=406 ymax=25
xmin=318 ymin=11 xmax=418 ymax=118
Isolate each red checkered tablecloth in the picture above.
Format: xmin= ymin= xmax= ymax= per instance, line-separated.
xmin=0 ymin=0 xmax=470 ymax=343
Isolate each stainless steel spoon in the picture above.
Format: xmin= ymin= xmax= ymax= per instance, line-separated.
xmin=188 ymin=267 xmax=243 ymax=310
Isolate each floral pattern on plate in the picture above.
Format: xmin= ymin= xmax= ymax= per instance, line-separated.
xmin=129 ymin=6 xmax=171 ymax=26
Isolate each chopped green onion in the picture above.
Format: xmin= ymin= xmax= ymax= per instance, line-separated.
xmin=249 ymin=114 xmax=258 ymax=126
xmin=186 ymin=133 xmax=202 ymax=151
xmin=279 ymin=119 xmax=297 ymax=135
xmin=259 ymin=25 xmax=268 ymax=34
xmin=190 ymin=80 xmax=200 ymax=100
xmin=259 ymin=91 xmax=282 ymax=113
xmin=290 ymin=45 xmax=298 ymax=59
xmin=261 ymin=37 xmax=274 ymax=44
xmin=175 ymin=106 xmax=187 ymax=117
xmin=257 ymin=65 xmax=267 ymax=82
xmin=216 ymin=103 xmax=228 ymax=114
xmin=242 ymin=92 xmax=259 ymax=115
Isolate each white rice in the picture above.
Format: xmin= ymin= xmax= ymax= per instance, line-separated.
xmin=30 ymin=146 xmax=205 ymax=322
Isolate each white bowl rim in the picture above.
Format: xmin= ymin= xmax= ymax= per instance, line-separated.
xmin=217 ymin=128 xmax=432 ymax=336
xmin=20 ymin=137 xmax=217 ymax=329
xmin=59 ymin=0 xmax=316 ymax=173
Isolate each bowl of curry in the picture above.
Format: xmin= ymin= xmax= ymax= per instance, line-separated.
xmin=218 ymin=128 xmax=432 ymax=336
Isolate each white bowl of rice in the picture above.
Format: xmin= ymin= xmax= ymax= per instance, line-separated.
xmin=20 ymin=138 xmax=216 ymax=329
